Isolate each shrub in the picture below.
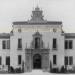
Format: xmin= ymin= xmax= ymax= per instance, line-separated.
xmin=51 ymin=68 xmax=59 ymax=73
xmin=60 ymin=66 xmax=67 ymax=73
xmin=15 ymin=67 xmax=22 ymax=73
xmin=9 ymin=66 xmax=15 ymax=73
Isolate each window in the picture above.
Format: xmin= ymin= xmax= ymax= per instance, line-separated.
xmin=64 ymin=56 xmax=73 ymax=65
xmin=0 ymin=57 xmax=2 ymax=65
xmin=65 ymin=40 xmax=73 ymax=49
xmin=6 ymin=56 xmax=10 ymax=65
xmin=65 ymin=56 xmax=68 ymax=65
xmin=53 ymin=38 xmax=57 ymax=49
xmin=69 ymin=40 xmax=72 ymax=49
xmin=65 ymin=40 xmax=68 ymax=49
xmin=18 ymin=39 xmax=22 ymax=49
xmin=7 ymin=40 xmax=10 ymax=49
xmin=35 ymin=37 xmax=40 ymax=49
xmin=18 ymin=55 xmax=21 ymax=65
xmin=69 ymin=56 xmax=73 ymax=65
xmin=2 ymin=40 xmax=6 ymax=49
xmin=53 ymin=55 xmax=56 ymax=65
xmin=2 ymin=40 xmax=10 ymax=49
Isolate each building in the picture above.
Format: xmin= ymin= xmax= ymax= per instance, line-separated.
xmin=0 ymin=6 xmax=74 ymax=73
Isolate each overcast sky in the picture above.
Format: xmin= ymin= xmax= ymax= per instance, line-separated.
xmin=0 ymin=0 xmax=75 ymax=33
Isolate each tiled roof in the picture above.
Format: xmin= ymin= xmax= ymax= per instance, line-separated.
xmin=62 ymin=33 xmax=75 ymax=38
xmin=0 ymin=33 xmax=10 ymax=38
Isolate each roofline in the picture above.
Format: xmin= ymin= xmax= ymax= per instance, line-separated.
xmin=13 ymin=21 xmax=62 ymax=25
xmin=62 ymin=33 xmax=75 ymax=38
xmin=0 ymin=33 xmax=10 ymax=39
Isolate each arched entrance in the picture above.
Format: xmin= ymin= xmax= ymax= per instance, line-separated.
xmin=33 ymin=54 xmax=41 ymax=69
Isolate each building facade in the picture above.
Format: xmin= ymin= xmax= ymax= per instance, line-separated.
xmin=0 ymin=7 xmax=74 ymax=73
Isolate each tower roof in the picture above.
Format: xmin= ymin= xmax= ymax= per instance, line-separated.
xmin=13 ymin=7 xmax=62 ymax=25
xmin=35 ymin=6 xmax=40 ymax=11
xmin=30 ymin=6 xmax=44 ymax=22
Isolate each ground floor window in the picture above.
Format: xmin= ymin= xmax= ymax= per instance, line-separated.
xmin=18 ymin=55 xmax=21 ymax=65
xmin=69 ymin=56 xmax=73 ymax=65
xmin=65 ymin=56 xmax=73 ymax=65
xmin=0 ymin=57 xmax=2 ymax=65
xmin=6 ymin=56 xmax=10 ymax=65
xmin=53 ymin=55 xmax=56 ymax=65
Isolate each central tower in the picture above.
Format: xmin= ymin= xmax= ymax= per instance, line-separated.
xmin=30 ymin=6 xmax=44 ymax=22
xmin=25 ymin=32 xmax=50 ymax=72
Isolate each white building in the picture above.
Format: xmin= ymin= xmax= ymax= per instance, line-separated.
xmin=0 ymin=7 xmax=74 ymax=73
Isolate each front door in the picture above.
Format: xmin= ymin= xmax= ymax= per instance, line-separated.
xmin=33 ymin=54 xmax=41 ymax=69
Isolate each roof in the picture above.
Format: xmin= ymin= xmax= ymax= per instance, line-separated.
xmin=0 ymin=33 xmax=10 ymax=39
xmin=13 ymin=7 xmax=62 ymax=25
xmin=62 ymin=33 xmax=75 ymax=38
xmin=13 ymin=21 xmax=62 ymax=25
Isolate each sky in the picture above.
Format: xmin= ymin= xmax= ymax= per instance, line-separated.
xmin=0 ymin=0 xmax=75 ymax=33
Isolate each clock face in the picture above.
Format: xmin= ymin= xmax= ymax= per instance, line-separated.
xmin=53 ymin=28 xmax=57 ymax=32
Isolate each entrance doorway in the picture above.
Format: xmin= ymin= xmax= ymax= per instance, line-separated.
xmin=33 ymin=54 xmax=41 ymax=69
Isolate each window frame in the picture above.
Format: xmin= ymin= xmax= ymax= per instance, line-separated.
xmin=6 ymin=56 xmax=10 ymax=65
xmin=18 ymin=38 xmax=22 ymax=50
xmin=0 ymin=57 xmax=2 ymax=65
xmin=64 ymin=56 xmax=73 ymax=65
xmin=53 ymin=55 xmax=57 ymax=65
xmin=18 ymin=55 xmax=21 ymax=65
xmin=65 ymin=40 xmax=73 ymax=49
xmin=2 ymin=40 xmax=6 ymax=49
xmin=53 ymin=38 xmax=57 ymax=50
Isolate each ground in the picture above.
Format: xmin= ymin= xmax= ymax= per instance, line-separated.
xmin=1 ymin=70 xmax=75 ymax=75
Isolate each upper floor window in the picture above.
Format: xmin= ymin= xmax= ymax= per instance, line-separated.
xmin=53 ymin=38 xmax=57 ymax=50
xmin=2 ymin=40 xmax=10 ymax=49
xmin=69 ymin=40 xmax=73 ymax=49
xmin=2 ymin=40 xmax=6 ymax=49
xmin=35 ymin=37 xmax=40 ymax=49
xmin=18 ymin=38 xmax=22 ymax=50
xmin=65 ymin=40 xmax=73 ymax=49
xmin=7 ymin=40 xmax=10 ymax=49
